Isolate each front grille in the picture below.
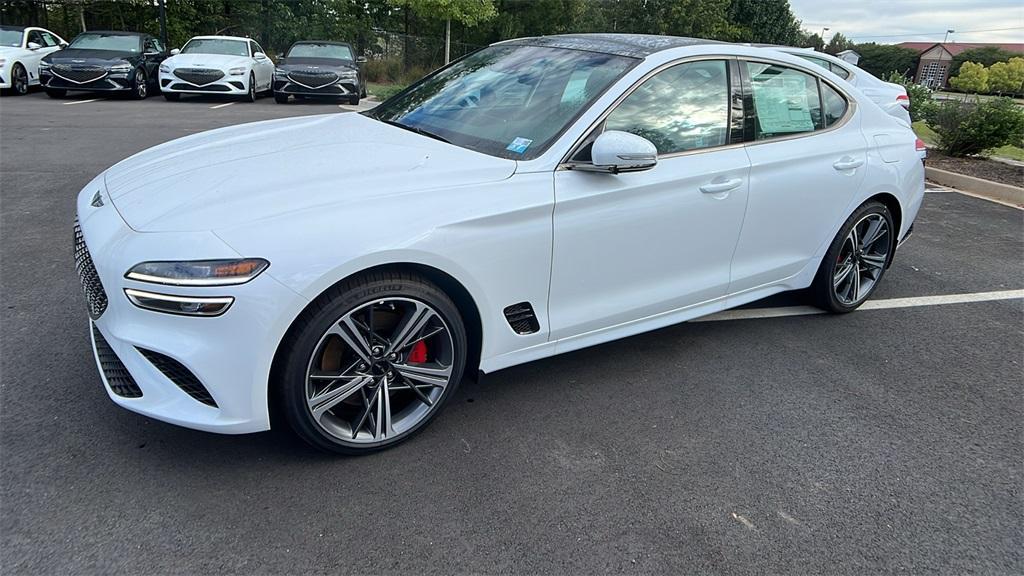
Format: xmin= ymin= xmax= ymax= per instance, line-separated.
xmin=92 ymin=325 xmax=143 ymax=398
xmin=52 ymin=64 xmax=107 ymax=84
xmin=138 ymin=348 xmax=217 ymax=407
xmin=74 ymin=220 xmax=108 ymax=319
xmin=173 ymin=68 xmax=224 ymax=86
xmin=288 ymin=70 xmax=339 ymax=89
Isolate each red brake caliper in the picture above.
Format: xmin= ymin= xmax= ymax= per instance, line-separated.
xmin=408 ymin=341 xmax=428 ymax=364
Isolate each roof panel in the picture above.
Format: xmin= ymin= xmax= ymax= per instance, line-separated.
xmin=499 ymin=33 xmax=723 ymax=58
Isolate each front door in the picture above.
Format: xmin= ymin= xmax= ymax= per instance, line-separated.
xmin=549 ymin=59 xmax=750 ymax=341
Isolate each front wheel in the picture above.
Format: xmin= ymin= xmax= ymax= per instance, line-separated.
xmin=245 ymin=72 xmax=257 ymax=102
xmin=163 ymin=92 xmax=180 ymax=101
xmin=11 ymin=63 xmax=28 ymax=95
xmin=44 ymin=88 xmax=66 ymax=98
xmin=278 ymin=270 xmax=468 ymax=454
xmin=130 ymin=68 xmax=147 ymax=99
xmin=812 ymin=201 xmax=894 ymax=313
xmin=274 ymin=93 xmax=289 ymax=104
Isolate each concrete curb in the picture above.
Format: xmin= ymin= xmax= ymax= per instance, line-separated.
xmin=924 ymin=166 xmax=1024 ymax=206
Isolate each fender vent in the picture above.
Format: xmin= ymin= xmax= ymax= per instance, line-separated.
xmin=503 ymin=302 xmax=539 ymax=335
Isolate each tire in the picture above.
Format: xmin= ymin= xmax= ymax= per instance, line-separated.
xmin=163 ymin=92 xmax=180 ymax=101
xmin=131 ymin=68 xmax=147 ymax=99
xmin=346 ymin=95 xmax=360 ymax=106
xmin=278 ymin=270 xmax=468 ymax=455
xmin=360 ymin=82 xmax=367 ymax=98
xmin=44 ymin=88 xmax=66 ymax=98
xmin=274 ymin=93 xmax=289 ymax=104
xmin=11 ymin=63 xmax=28 ymax=95
xmin=245 ymin=72 xmax=257 ymax=102
xmin=812 ymin=200 xmax=894 ymax=313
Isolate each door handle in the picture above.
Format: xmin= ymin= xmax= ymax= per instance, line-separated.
xmin=699 ymin=178 xmax=743 ymax=194
xmin=833 ymin=157 xmax=864 ymax=171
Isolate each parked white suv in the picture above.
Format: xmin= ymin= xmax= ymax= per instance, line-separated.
xmin=768 ymin=46 xmax=912 ymax=125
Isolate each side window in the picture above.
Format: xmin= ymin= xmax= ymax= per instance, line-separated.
xmin=821 ymin=83 xmax=848 ymax=127
xmin=745 ymin=62 xmax=822 ymax=139
xmin=27 ymin=30 xmax=44 ymax=47
xmin=797 ymin=54 xmax=830 ymax=72
xmin=39 ymin=31 xmax=58 ymax=47
xmin=249 ymin=41 xmax=258 ymax=56
xmin=604 ymin=59 xmax=730 ymax=155
xmin=829 ymin=63 xmax=851 ymax=80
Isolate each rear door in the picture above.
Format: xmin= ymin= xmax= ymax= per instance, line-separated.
xmin=549 ymin=58 xmax=751 ymax=340
xmin=729 ymin=60 xmax=867 ymax=293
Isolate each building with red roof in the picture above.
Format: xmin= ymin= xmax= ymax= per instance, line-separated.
xmin=896 ymin=42 xmax=1024 ymax=88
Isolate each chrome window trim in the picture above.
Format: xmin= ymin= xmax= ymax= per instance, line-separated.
xmin=559 ymin=53 xmax=857 ymax=170
xmin=124 ymin=288 xmax=234 ymax=317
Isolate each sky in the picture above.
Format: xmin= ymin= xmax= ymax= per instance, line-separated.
xmin=789 ymin=0 xmax=1024 ymax=45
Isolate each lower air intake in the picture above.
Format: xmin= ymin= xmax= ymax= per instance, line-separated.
xmin=92 ymin=325 xmax=143 ymax=398
xmin=137 ymin=348 xmax=218 ymax=407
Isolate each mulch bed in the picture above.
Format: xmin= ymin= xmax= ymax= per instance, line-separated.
xmin=927 ymin=152 xmax=1024 ymax=188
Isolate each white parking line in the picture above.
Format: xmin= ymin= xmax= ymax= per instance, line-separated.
xmin=696 ymin=289 xmax=1024 ymax=323
xmin=210 ymin=102 xmax=235 ymax=109
xmin=63 ymin=98 xmax=102 ymax=105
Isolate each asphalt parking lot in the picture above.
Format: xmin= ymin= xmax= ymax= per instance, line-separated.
xmin=2 ymin=89 xmax=1022 ymax=575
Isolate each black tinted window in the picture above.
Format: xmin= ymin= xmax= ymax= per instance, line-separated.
xmin=829 ymin=63 xmax=851 ymax=80
xmin=822 ymin=83 xmax=848 ymax=126
xmin=605 ymin=60 xmax=730 ymax=154
xmin=746 ymin=62 xmax=822 ymax=139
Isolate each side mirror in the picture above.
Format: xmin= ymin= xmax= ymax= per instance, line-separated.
xmin=59 ymin=42 xmax=68 ymax=49
xmin=170 ymin=48 xmax=180 ymax=55
xmin=27 ymin=42 xmax=41 ymax=50
xmin=254 ymin=52 xmax=267 ymax=60
xmin=356 ymin=56 xmax=367 ymax=64
xmin=276 ymin=53 xmax=285 ymax=60
xmin=589 ymin=130 xmax=658 ymax=173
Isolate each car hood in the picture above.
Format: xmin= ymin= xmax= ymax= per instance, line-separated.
xmin=277 ymin=57 xmax=356 ymax=72
xmin=44 ymin=48 xmax=136 ymax=64
xmin=164 ymin=53 xmax=251 ymax=70
xmin=104 ymin=113 xmax=517 ymax=233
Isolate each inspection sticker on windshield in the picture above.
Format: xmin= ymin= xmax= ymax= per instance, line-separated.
xmin=506 ymin=137 xmax=533 ymax=154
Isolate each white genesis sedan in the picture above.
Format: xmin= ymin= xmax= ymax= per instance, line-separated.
xmin=158 ymin=35 xmax=274 ymax=101
xmin=76 ymin=34 xmax=925 ymax=454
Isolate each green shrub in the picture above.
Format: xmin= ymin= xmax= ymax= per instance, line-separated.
xmin=885 ymin=71 xmax=935 ymax=122
xmin=362 ymin=58 xmax=432 ymax=85
xmin=926 ymin=97 xmax=1024 ymax=156
xmin=371 ymin=84 xmax=408 ymax=101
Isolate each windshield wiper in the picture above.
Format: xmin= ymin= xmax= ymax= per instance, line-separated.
xmin=376 ymin=118 xmax=450 ymax=144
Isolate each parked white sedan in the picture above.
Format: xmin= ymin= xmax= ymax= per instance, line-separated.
xmin=158 ymin=35 xmax=274 ymax=101
xmin=76 ymin=34 xmax=925 ymax=454
xmin=0 ymin=25 xmax=66 ymax=95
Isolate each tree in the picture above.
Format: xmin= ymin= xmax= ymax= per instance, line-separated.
xmin=949 ymin=46 xmax=1019 ymax=79
xmin=854 ymin=43 xmax=920 ymax=79
xmin=802 ymin=32 xmax=825 ymax=52
xmin=728 ymin=0 xmax=803 ymax=45
xmin=988 ymin=57 xmax=1024 ymax=95
xmin=389 ymin=0 xmax=497 ymax=63
xmin=824 ymin=32 xmax=851 ymax=55
xmin=950 ymin=61 xmax=990 ymax=93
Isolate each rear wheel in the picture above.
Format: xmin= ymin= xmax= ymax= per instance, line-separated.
xmin=278 ymin=270 xmax=467 ymax=454
xmin=44 ymin=88 xmax=66 ymax=98
xmin=11 ymin=63 xmax=28 ymax=95
xmin=812 ymin=201 xmax=894 ymax=313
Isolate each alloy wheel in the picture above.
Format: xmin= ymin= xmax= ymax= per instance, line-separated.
xmin=833 ymin=213 xmax=890 ymax=305
xmin=135 ymin=70 xmax=147 ymax=98
xmin=13 ymin=64 xmax=27 ymax=95
xmin=304 ymin=297 xmax=455 ymax=444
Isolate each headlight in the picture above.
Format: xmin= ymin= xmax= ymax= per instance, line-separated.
xmin=109 ymin=62 xmax=132 ymax=72
xmin=228 ymin=67 xmax=246 ymax=76
xmin=125 ymin=258 xmax=269 ymax=286
xmin=159 ymin=63 xmax=170 ymax=73
xmin=38 ymin=60 xmax=49 ymax=70
xmin=339 ymin=71 xmax=357 ymax=79
xmin=274 ymin=68 xmax=288 ymax=76
xmin=0 ymin=58 xmax=8 ymax=67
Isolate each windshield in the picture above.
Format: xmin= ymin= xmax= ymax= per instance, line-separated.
xmin=368 ymin=45 xmax=635 ymax=160
xmin=69 ymin=33 xmax=140 ymax=52
xmin=181 ymin=38 xmax=248 ymax=57
xmin=288 ymin=43 xmax=353 ymax=60
xmin=0 ymin=29 xmax=21 ymax=48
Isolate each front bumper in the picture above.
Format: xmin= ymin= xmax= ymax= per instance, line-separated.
xmin=76 ymin=178 xmax=309 ymax=434
xmin=160 ymin=71 xmax=248 ymax=95
xmin=273 ymin=77 xmax=358 ymax=97
xmin=41 ymin=70 xmax=132 ymax=92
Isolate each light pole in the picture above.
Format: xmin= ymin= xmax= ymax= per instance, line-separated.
xmin=943 ymin=29 xmax=955 ymax=44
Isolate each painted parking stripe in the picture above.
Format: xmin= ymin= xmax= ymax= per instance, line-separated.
xmin=210 ymin=102 xmax=235 ymax=109
xmin=696 ymin=289 xmax=1024 ymax=323
xmin=63 ymin=98 xmax=102 ymax=105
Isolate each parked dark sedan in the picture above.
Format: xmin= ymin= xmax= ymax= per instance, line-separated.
xmin=273 ymin=41 xmax=366 ymax=104
xmin=40 ymin=30 xmax=167 ymax=99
